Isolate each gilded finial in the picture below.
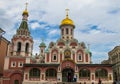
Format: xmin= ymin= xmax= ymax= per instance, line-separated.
xmin=23 ymin=2 xmax=28 ymax=16
xmin=25 ymin=2 xmax=28 ymax=10
xmin=66 ymin=9 xmax=69 ymax=18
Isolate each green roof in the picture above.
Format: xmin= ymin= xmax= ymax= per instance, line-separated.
xmin=19 ymin=21 xmax=29 ymax=30
xmin=45 ymin=48 xmax=49 ymax=53
xmin=39 ymin=42 xmax=46 ymax=47
xmin=85 ymin=49 xmax=92 ymax=57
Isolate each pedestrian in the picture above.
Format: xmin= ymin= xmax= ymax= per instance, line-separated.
xmin=98 ymin=78 xmax=102 ymax=84
xmin=73 ymin=74 xmax=77 ymax=82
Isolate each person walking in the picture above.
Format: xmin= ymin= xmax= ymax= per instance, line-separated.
xmin=98 ymin=78 xmax=102 ymax=84
xmin=73 ymin=74 xmax=77 ymax=82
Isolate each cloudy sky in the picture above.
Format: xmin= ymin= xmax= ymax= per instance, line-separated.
xmin=0 ymin=0 xmax=120 ymax=63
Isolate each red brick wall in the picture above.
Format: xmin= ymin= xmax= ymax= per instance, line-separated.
xmin=9 ymin=57 xmax=25 ymax=69
xmin=47 ymin=53 xmax=49 ymax=62
xmin=3 ymin=79 xmax=10 ymax=84
xmin=86 ymin=54 xmax=88 ymax=62
xmin=0 ymin=38 xmax=9 ymax=75
xmin=60 ymin=53 xmax=62 ymax=62
xmin=61 ymin=60 xmax=75 ymax=70
xmin=10 ymin=73 xmax=22 ymax=84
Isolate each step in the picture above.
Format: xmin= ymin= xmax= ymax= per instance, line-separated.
xmin=57 ymin=82 xmax=79 ymax=84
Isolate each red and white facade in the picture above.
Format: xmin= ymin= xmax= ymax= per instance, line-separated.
xmin=2 ymin=7 xmax=113 ymax=84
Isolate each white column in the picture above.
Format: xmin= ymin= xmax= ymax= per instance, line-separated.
xmin=57 ymin=73 xmax=62 ymax=82
xmin=4 ymin=57 xmax=9 ymax=70
xmin=91 ymin=73 xmax=95 ymax=83
xmin=25 ymin=57 xmax=30 ymax=63
xmin=75 ymin=53 xmax=77 ymax=63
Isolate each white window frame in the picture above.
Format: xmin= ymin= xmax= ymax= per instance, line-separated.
xmin=78 ymin=53 xmax=82 ymax=61
xmin=11 ymin=61 xmax=16 ymax=67
xmin=18 ymin=61 xmax=23 ymax=67
xmin=52 ymin=53 xmax=57 ymax=61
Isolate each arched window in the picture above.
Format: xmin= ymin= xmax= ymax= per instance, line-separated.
xmin=46 ymin=69 xmax=57 ymax=77
xmin=29 ymin=68 xmax=40 ymax=78
xmin=53 ymin=54 xmax=56 ymax=60
xmin=78 ymin=54 xmax=82 ymax=60
xmin=14 ymin=80 xmax=19 ymax=84
xmin=17 ymin=42 xmax=21 ymax=52
xmin=25 ymin=43 xmax=29 ymax=53
xmin=66 ymin=28 xmax=68 ymax=34
xmin=95 ymin=68 xmax=108 ymax=78
xmin=79 ymin=68 xmax=90 ymax=78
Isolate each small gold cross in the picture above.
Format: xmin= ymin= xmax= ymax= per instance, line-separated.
xmin=25 ymin=2 xmax=28 ymax=10
xmin=65 ymin=9 xmax=69 ymax=17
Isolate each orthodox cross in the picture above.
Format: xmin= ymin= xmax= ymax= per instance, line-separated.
xmin=66 ymin=9 xmax=69 ymax=18
xmin=25 ymin=2 xmax=28 ymax=10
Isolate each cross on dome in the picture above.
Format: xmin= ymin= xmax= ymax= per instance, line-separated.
xmin=66 ymin=9 xmax=69 ymax=18
xmin=25 ymin=2 xmax=28 ymax=10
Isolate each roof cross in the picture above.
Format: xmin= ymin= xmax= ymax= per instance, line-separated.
xmin=66 ymin=9 xmax=69 ymax=18
xmin=25 ymin=2 xmax=28 ymax=10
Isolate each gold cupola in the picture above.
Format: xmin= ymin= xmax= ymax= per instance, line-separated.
xmin=60 ymin=9 xmax=75 ymax=27
xmin=22 ymin=3 xmax=29 ymax=16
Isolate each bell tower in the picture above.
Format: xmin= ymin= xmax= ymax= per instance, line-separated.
xmin=8 ymin=3 xmax=33 ymax=57
xmin=60 ymin=9 xmax=75 ymax=41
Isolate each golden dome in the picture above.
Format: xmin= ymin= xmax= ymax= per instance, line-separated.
xmin=22 ymin=3 xmax=29 ymax=16
xmin=61 ymin=17 xmax=74 ymax=26
xmin=60 ymin=9 xmax=74 ymax=27
xmin=23 ymin=9 xmax=28 ymax=16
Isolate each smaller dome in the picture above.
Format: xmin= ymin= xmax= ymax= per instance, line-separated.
xmin=60 ymin=17 xmax=74 ymax=27
xmin=39 ymin=42 xmax=46 ymax=47
xmin=85 ymin=49 xmax=92 ymax=57
xmin=60 ymin=9 xmax=75 ymax=27
xmin=22 ymin=9 xmax=29 ymax=16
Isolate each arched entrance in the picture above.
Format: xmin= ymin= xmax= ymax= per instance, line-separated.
xmin=62 ymin=68 xmax=74 ymax=82
xmin=10 ymin=73 xmax=22 ymax=84
xmin=14 ymin=80 xmax=19 ymax=84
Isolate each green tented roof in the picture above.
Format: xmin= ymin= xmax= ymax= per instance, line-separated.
xmin=19 ymin=21 xmax=29 ymax=30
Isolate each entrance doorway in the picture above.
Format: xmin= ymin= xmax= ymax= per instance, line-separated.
xmin=62 ymin=68 xmax=74 ymax=82
xmin=14 ymin=80 xmax=19 ymax=84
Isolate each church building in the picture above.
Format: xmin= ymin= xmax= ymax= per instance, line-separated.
xmin=2 ymin=4 xmax=113 ymax=84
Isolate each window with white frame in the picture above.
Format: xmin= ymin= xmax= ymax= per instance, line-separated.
xmin=53 ymin=54 xmax=57 ymax=61
xmin=11 ymin=61 xmax=16 ymax=67
xmin=18 ymin=62 xmax=23 ymax=67
xmin=78 ymin=54 xmax=82 ymax=61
